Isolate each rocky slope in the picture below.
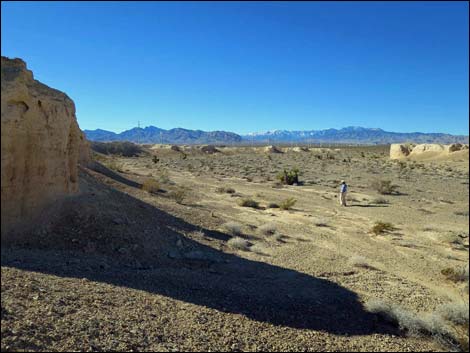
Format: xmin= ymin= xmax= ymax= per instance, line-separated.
xmin=1 ymin=56 xmax=89 ymax=240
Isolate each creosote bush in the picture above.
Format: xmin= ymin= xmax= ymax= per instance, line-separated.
xmin=372 ymin=179 xmax=400 ymax=195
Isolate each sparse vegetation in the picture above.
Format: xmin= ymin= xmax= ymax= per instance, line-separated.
xmin=216 ymin=186 xmax=236 ymax=194
xmin=371 ymin=221 xmax=396 ymax=235
xmin=267 ymin=202 xmax=280 ymax=208
xmin=371 ymin=197 xmax=389 ymax=204
xmin=259 ymin=223 xmax=277 ymax=236
xmin=237 ymin=198 xmax=259 ymax=208
xmin=91 ymin=141 xmax=144 ymax=157
xmin=223 ymin=221 xmax=243 ymax=236
xmin=277 ymin=168 xmax=300 ymax=185
xmin=169 ymin=187 xmax=188 ymax=204
xmin=441 ymin=264 xmax=469 ymax=282
xmin=279 ymin=197 xmax=297 ymax=210
xmin=227 ymin=237 xmax=250 ymax=251
xmin=372 ymin=179 xmax=400 ymax=195
xmin=141 ymin=178 xmax=160 ymax=193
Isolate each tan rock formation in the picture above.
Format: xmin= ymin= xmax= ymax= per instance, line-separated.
xmin=1 ymin=56 xmax=89 ymax=239
xmin=390 ymin=144 xmax=414 ymax=159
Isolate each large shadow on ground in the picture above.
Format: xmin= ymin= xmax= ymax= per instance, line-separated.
xmin=2 ymin=168 xmax=397 ymax=337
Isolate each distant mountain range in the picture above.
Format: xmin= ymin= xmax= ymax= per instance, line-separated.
xmin=242 ymin=126 xmax=469 ymax=144
xmin=83 ymin=126 xmax=468 ymax=145
xmin=84 ymin=126 xmax=242 ymax=144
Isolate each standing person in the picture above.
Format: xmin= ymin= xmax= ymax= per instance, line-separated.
xmin=339 ymin=180 xmax=348 ymax=206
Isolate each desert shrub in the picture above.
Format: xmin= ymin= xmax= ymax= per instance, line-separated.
xmin=436 ymin=302 xmax=469 ymax=325
xmin=152 ymin=155 xmax=159 ymax=164
xmin=91 ymin=141 xmax=144 ymax=157
xmin=223 ymin=222 xmax=243 ymax=236
xmin=169 ymin=187 xmax=187 ymax=204
xmin=259 ymin=223 xmax=277 ymax=236
xmin=372 ymin=179 xmax=399 ymax=195
xmin=365 ymin=299 xmax=452 ymax=338
xmin=142 ymin=179 xmax=160 ymax=193
xmin=279 ymin=197 xmax=297 ymax=210
xmin=216 ymin=186 xmax=236 ymax=194
xmin=237 ymin=198 xmax=259 ymax=208
xmin=277 ymin=168 xmax=300 ymax=185
xmin=441 ymin=264 xmax=469 ymax=282
xmin=349 ymin=255 xmax=370 ymax=268
xmin=267 ymin=202 xmax=280 ymax=209
xmin=227 ymin=237 xmax=250 ymax=251
xmin=372 ymin=197 xmax=389 ymax=204
xmin=371 ymin=221 xmax=396 ymax=235
xmin=105 ymin=159 xmax=125 ymax=172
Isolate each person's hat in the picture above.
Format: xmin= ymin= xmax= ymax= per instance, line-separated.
xmin=341 ymin=180 xmax=345 ymax=183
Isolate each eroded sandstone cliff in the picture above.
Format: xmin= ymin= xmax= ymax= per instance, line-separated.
xmin=1 ymin=56 xmax=89 ymax=239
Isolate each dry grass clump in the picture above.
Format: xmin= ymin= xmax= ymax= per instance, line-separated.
xmin=141 ymin=179 xmax=160 ymax=193
xmin=436 ymin=302 xmax=469 ymax=325
xmin=259 ymin=223 xmax=277 ymax=236
xmin=454 ymin=210 xmax=469 ymax=217
xmin=371 ymin=197 xmax=389 ymax=205
xmin=237 ymin=198 xmax=259 ymax=208
xmin=267 ymin=202 xmax=280 ymax=209
xmin=441 ymin=264 xmax=469 ymax=282
xmin=169 ymin=187 xmax=188 ymax=204
xmin=372 ymin=179 xmax=399 ymax=195
xmin=365 ymin=298 xmax=468 ymax=351
xmin=371 ymin=221 xmax=396 ymax=235
xmin=279 ymin=197 xmax=297 ymax=210
xmin=215 ymin=186 xmax=236 ymax=194
xmin=106 ymin=159 xmax=125 ymax=172
xmin=223 ymin=221 xmax=243 ymax=236
xmin=227 ymin=237 xmax=250 ymax=251
xmin=314 ymin=219 xmax=329 ymax=227
xmin=348 ymin=255 xmax=370 ymax=268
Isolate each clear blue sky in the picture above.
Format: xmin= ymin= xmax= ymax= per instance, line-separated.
xmin=2 ymin=1 xmax=468 ymax=135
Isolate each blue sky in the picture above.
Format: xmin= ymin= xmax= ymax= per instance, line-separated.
xmin=1 ymin=1 xmax=468 ymax=135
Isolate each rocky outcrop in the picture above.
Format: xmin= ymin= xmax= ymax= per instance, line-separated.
xmin=390 ymin=143 xmax=469 ymax=159
xmin=1 ymin=56 xmax=89 ymax=239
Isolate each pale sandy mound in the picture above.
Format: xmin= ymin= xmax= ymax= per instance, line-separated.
xmin=264 ymin=145 xmax=283 ymax=153
xmin=291 ymin=147 xmax=309 ymax=152
xmin=391 ymin=143 xmax=469 ymax=161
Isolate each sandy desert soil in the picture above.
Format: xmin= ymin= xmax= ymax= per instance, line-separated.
xmin=2 ymin=144 xmax=468 ymax=351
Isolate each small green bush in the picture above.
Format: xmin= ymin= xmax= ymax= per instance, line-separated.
xmin=277 ymin=168 xmax=300 ymax=185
